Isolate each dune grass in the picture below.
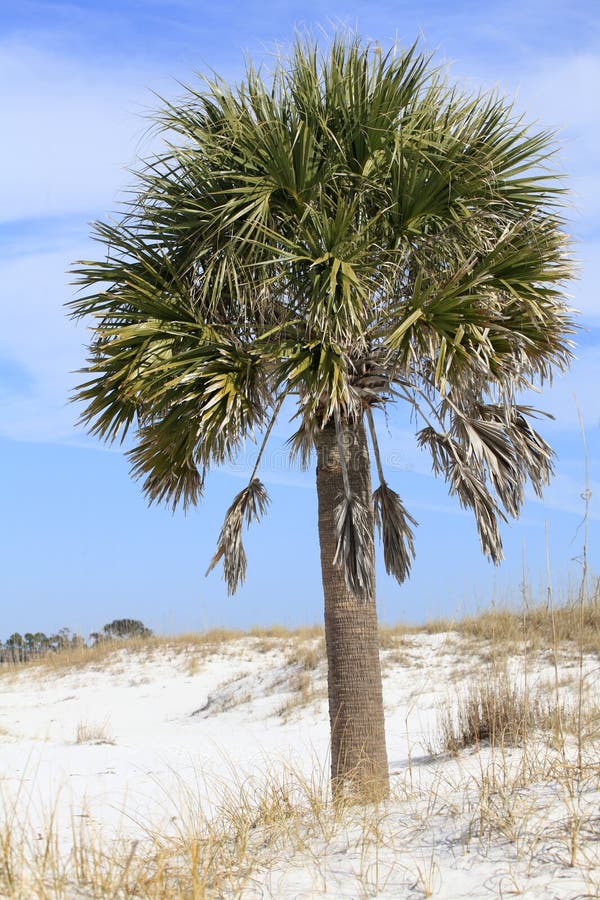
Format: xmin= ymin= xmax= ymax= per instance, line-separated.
xmin=0 ymin=626 xmax=328 ymax=677
xmin=0 ymin=584 xmax=599 ymax=897
xmin=3 ymin=585 xmax=598 ymax=681
xmin=0 ymin=579 xmax=600 ymax=676
xmin=74 ymin=719 xmax=115 ymax=746
xmin=1 ymin=713 xmax=599 ymax=898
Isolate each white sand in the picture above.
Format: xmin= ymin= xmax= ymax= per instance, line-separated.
xmin=0 ymin=632 xmax=598 ymax=898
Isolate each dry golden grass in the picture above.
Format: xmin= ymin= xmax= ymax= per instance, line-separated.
xmin=450 ymin=588 xmax=600 ymax=655
xmin=435 ymin=673 xmax=543 ymax=755
xmin=1 ymin=731 xmax=598 ymax=899
xmin=1 ymin=587 xmax=599 ymax=896
xmin=286 ymin=638 xmax=325 ymax=671
xmin=0 ymin=627 xmax=318 ymax=678
xmin=74 ymin=719 xmax=115 ymax=745
xmin=278 ymin=638 xmax=327 ymax=719
xmin=0 ymin=761 xmax=403 ymax=899
xmin=3 ymin=584 xmax=598 ymax=683
xmin=378 ymin=625 xmax=415 ymax=649
xmin=278 ymin=671 xmax=319 ymax=720
xmin=249 ymin=624 xmax=323 ymax=641
xmin=433 ymin=591 xmax=600 ymax=758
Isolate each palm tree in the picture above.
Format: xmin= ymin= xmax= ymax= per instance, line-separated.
xmin=70 ymin=34 xmax=575 ymax=800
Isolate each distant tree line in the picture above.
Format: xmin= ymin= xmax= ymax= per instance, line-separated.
xmin=90 ymin=618 xmax=153 ymax=644
xmin=0 ymin=619 xmax=152 ymax=663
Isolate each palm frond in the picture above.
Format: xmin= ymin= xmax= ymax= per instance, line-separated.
xmin=417 ymin=426 xmax=506 ymax=563
xmin=365 ymin=406 xmax=417 ymax=583
xmin=127 ymin=409 xmax=206 ymax=511
xmin=69 ymin=30 xmax=576 ymax=584
xmin=206 ymin=478 xmax=270 ymax=594
xmin=333 ymin=493 xmax=375 ymax=598
xmin=286 ymin=412 xmax=317 ymax=469
xmin=450 ymin=462 xmax=505 ymax=563
xmin=373 ymin=483 xmax=417 ymax=584
xmin=330 ymin=409 xmax=375 ymax=597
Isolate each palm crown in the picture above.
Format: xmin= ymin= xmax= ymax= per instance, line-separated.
xmin=71 ymin=36 xmax=575 ymax=595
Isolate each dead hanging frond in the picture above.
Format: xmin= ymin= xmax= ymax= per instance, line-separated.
xmin=205 ymin=393 xmax=284 ymax=594
xmin=206 ymin=478 xmax=270 ymax=594
xmin=460 ymin=416 xmax=522 ymax=516
xmin=449 ymin=460 xmax=505 ymax=563
xmin=366 ymin=407 xmax=417 ymax=584
xmin=445 ymin=400 xmax=555 ymax=516
xmin=333 ymin=493 xmax=375 ymax=598
xmin=286 ymin=409 xmax=318 ymax=470
xmin=332 ymin=408 xmax=374 ymax=598
xmin=417 ymin=427 xmax=505 ymax=562
xmin=373 ymin=484 xmax=417 ymax=584
xmin=509 ymin=406 xmax=555 ymax=495
xmin=416 ymin=391 xmax=559 ymax=565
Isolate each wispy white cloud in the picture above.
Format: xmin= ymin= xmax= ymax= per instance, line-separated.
xmin=1 ymin=31 xmax=597 ymax=455
xmin=0 ymin=240 xmax=94 ymax=442
xmin=0 ymin=42 xmax=163 ymax=223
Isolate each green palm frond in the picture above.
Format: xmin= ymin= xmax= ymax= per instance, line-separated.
xmin=69 ymin=31 xmax=576 ymax=591
xmin=128 ymin=413 xmax=205 ymax=511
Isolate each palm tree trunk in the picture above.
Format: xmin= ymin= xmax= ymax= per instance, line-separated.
xmin=315 ymin=414 xmax=389 ymax=800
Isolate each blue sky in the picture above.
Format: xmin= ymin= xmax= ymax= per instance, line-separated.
xmin=0 ymin=0 xmax=598 ymax=638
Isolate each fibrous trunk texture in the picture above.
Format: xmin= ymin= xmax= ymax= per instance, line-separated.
xmin=315 ymin=415 xmax=390 ymax=801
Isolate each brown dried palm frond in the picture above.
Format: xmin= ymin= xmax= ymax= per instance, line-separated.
xmin=330 ymin=408 xmax=375 ymax=598
xmin=373 ymin=483 xmax=417 ymax=584
xmin=417 ymin=427 xmax=506 ymax=562
xmin=412 ymin=380 xmax=558 ymax=564
xmin=206 ymin=478 xmax=269 ymax=595
xmin=450 ymin=461 xmax=505 ymax=562
xmin=365 ymin=405 xmax=417 ymax=584
xmin=333 ymin=493 xmax=375 ymax=598
xmin=452 ymin=403 xmax=554 ymax=514
xmin=506 ymin=406 xmax=554 ymax=495
xmin=286 ymin=405 xmax=318 ymax=470
xmin=453 ymin=412 xmax=523 ymax=517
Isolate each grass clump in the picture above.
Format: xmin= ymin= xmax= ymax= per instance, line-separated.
xmin=286 ymin=638 xmax=325 ymax=672
xmin=74 ymin=719 xmax=115 ymax=745
xmin=0 ymin=762 xmax=398 ymax=899
xmin=452 ymin=589 xmax=600 ymax=655
xmin=279 ymin=638 xmax=326 ymax=719
xmin=437 ymin=674 xmax=539 ymax=754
